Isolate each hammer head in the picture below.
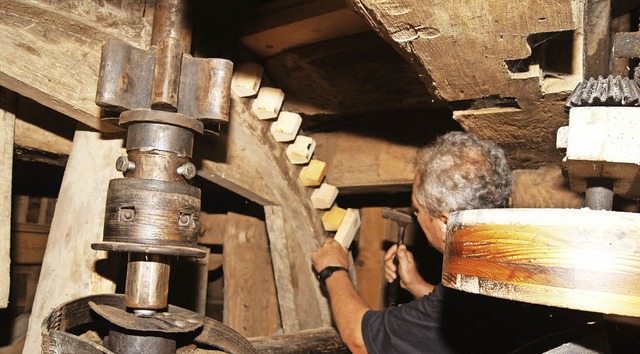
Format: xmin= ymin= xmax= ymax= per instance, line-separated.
xmin=382 ymin=207 xmax=413 ymax=225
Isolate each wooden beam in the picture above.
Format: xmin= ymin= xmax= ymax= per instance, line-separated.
xmin=198 ymin=93 xmax=332 ymax=329
xmin=583 ymin=0 xmax=611 ymax=77
xmin=0 ymin=0 xmax=152 ymax=132
xmin=0 ymin=98 xmax=16 ymax=308
xmin=349 ymin=0 xmax=585 ymax=168
xmin=198 ymin=212 xmax=227 ymax=245
xmin=265 ymin=32 xmax=441 ymax=117
xmin=312 ymin=131 xmax=415 ymax=193
xmin=223 ymin=212 xmax=282 ymax=337
xmin=249 ymin=327 xmax=348 ymax=354
xmin=356 ymin=207 xmax=387 ymax=310
xmin=23 ymin=128 xmax=124 ymax=353
xmin=264 ymin=206 xmax=300 ymax=334
xmin=240 ymin=0 xmax=370 ymax=58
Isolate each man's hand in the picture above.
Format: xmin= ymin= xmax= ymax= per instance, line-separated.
xmin=384 ymin=244 xmax=434 ymax=298
xmin=312 ymin=238 xmax=349 ymax=273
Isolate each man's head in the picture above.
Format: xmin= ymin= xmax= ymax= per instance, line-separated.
xmin=412 ymin=132 xmax=512 ymax=252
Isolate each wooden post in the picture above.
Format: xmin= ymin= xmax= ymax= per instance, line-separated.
xmin=356 ymin=207 xmax=388 ymax=310
xmin=264 ymin=206 xmax=300 ymax=334
xmin=23 ymin=128 xmax=124 ymax=354
xmin=0 ymin=104 xmax=16 ymax=309
xmin=223 ymin=212 xmax=282 ymax=338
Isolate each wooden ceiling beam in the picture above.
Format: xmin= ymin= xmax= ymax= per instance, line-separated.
xmin=0 ymin=0 xmax=152 ymax=133
xmin=240 ymin=0 xmax=371 ymax=58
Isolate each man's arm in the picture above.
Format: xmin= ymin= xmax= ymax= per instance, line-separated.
xmin=312 ymin=238 xmax=370 ymax=354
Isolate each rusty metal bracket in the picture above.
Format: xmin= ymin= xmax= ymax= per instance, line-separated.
xmin=96 ymin=39 xmax=233 ymax=123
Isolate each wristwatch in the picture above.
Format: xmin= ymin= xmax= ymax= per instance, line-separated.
xmin=317 ymin=266 xmax=348 ymax=284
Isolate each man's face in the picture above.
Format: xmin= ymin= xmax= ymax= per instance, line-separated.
xmin=412 ymin=178 xmax=447 ymax=254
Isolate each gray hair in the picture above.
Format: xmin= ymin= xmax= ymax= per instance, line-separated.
xmin=414 ymin=132 xmax=512 ymax=216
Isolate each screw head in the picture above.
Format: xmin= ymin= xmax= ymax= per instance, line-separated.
xmin=115 ymin=156 xmax=129 ymax=172
xmin=177 ymin=162 xmax=196 ymax=179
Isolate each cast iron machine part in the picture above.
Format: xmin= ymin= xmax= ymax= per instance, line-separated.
xmin=381 ymin=207 xmax=414 ymax=307
xmin=40 ymin=0 xmax=255 ymax=353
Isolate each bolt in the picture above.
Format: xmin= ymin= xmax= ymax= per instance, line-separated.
xmin=121 ymin=208 xmax=135 ymax=221
xmin=115 ymin=155 xmax=135 ymax=172
xmin=178 ymin=213 xmax=191 ymax=227
xmin=176 ymin=162 xmax=196 ymax=179
xmin=174 ymin=320 xmax=187 ymax=327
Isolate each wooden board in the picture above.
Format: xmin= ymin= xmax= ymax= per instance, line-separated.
xmin=0 ymin=0 xmax=152 ymax=133
xmin=249 ymin=327 xmax=348 ymax=354
xmin=11 ymin=223 xmax=49 ymax=264
xmin=22 ymin=128 xmax=124 ymax=354
xmin=241 ymin=0 xmax=370 ymax=58
xmin=264 ymin=206 xmax=300 ymax=334
xmin=223 ymin=212 xmax=281 ymax=337
xmin=443 ymin=208 xmax=640 ymax=317
xmin=0 ymin=103 xmax=15 ymax=308
xmin=356 ymin=207 xmax=388 ymax=310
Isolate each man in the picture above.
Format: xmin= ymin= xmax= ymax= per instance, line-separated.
xmin=312 ymin=132 xmax=570 ymax=353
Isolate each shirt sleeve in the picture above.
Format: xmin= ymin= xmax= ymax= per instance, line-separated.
xmin=361 ymin=285 xmax=454 ymax=354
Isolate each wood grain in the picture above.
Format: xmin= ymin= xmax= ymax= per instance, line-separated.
xmin=223 ymin=212 xmax=281 ymax=337
xmin=443 ymin=208 xmax=640 ymax=317
xmin=0 ymin=104 xmax=15 ymax=308
xmin=23 ymin=128 xmax=124 ymax=353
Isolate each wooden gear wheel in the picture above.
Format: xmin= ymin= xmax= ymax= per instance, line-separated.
xmin=442 ymin=208 xmax=640 ymax=317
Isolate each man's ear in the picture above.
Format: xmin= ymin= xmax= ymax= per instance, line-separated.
xmin=438 ymin=211 xmax=449 ymax=225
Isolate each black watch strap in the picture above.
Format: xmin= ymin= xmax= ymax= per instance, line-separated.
xmin=318 ymin=266 xmax=348 ymax=284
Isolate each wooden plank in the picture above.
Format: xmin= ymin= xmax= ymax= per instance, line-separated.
xmin=199 ymin=94 xmax=332 ymax=329
xmin=249 ymin=327 xmax=348 ymax=354
xmin=0 ymin=101 xmax=15 ymax=309
xmin=197 ymin=213 xmax=227 ymax=245
xmin=11 ymin=223 xmax=49 ymax=264
xmin=0 ymin=0 xmax=152 ymax=132
xmin=265 ymin=32 xmax=440 ymax=117
xmin=356 ymin=207 xmax=387 ymax=310
xmin=312 ymin=132 xmax=415 ymax=193
xmin=240 ymin=0 xmax=370 ymax=58
xmin=444 ymin=208 xmax=640 ymax=317
xmin=15 ymin=118 xmax=72 ymax=159
xmin=223 ymin=212 xmax=281 ymax=337
xmin=23 ymin=128 xmax=125 ymax=354
xmin=583 ymin=0 xmax=611 ymax=77
xmin=10 ymin=264 xmax=42 ymax=314
xmin=264 ymin=205 xmax=300 ymax=334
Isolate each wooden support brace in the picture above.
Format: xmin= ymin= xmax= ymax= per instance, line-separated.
xmin=321 ymin=205 xmax=347 ymax=232
xmin=23 ymin=128 xmax=124 ymax=354
xmin=223 ymin=212 xmax=281 ymax=337
xmin=270 ymin=111 xmax=302 ymax=142
xmin=252 ymin=87 xmax=285 ymax=120
xmin=286 ymin=135 xmax=316 ymax=164
xmin=334 ymin=208 xmax=361 ymax=249
xmin=299 ymin=159 xmax=327 ymax=187
xmin=231 ymin=63 xmax=264 ymax=97
xmin=0 ymin=104 xmax=15 ymax=308
xmin=310 ymin=182 xmax=338 ymax=210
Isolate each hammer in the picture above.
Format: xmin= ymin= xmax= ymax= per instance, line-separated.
xmin=382 ymin=207 xmax=414 ymax=307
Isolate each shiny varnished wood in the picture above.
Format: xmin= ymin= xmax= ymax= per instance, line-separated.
xmin=443 ymin=208 xmax=640 ymax=317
